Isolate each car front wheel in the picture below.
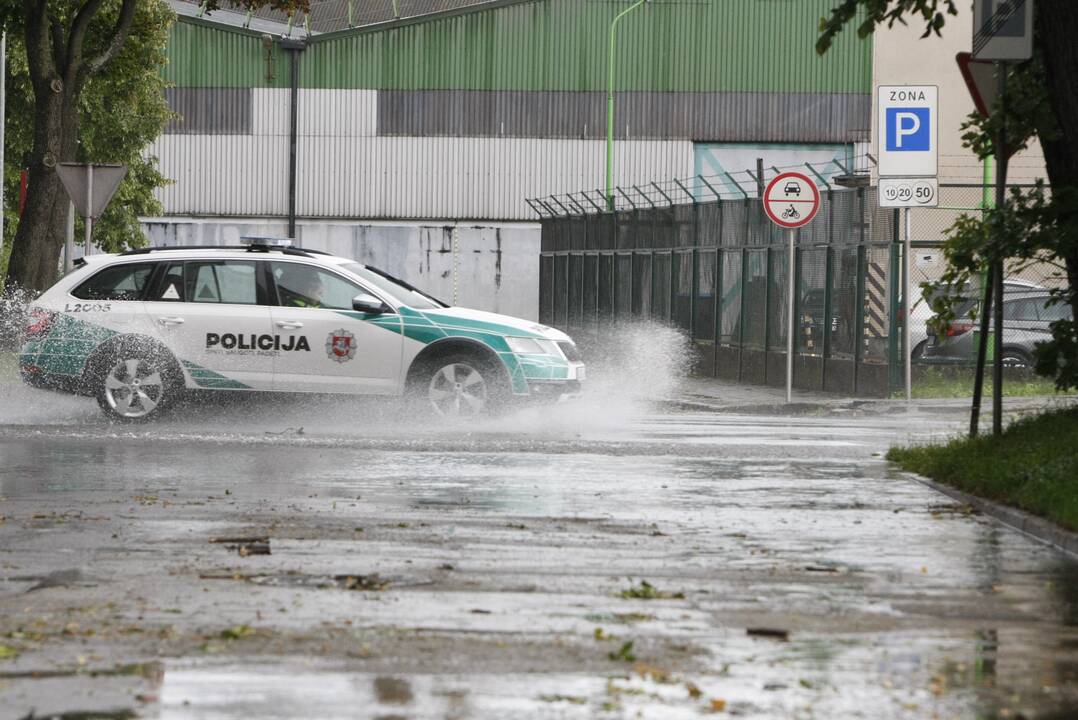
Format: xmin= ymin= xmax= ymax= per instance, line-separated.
xmin=421 ymin=353 xmax=507 ymax=418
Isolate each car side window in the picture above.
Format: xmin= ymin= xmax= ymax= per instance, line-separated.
xmin=1003 ymin=298 xmax=1041 ymax=322
xmin=71 ymin=262 xmax=155 ymax=301
xmin=185 ymin=261 xmax=258 ymax=305
xmin=1040 ymin=300 xmax=1072 ymax=322
xmin=151 ymin=262 xmax=186 ymax=302
xmin=271 ymin=262 xmax=364 ymax=311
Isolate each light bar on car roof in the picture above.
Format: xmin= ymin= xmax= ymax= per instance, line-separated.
xmin=240 ymin=236 xmax=293 ymax=248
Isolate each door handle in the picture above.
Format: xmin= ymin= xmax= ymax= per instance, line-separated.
xmin=158 ymin=316 xmax=185 ymax=326
xmin=276 ymin=320 xmax=304 ymax=330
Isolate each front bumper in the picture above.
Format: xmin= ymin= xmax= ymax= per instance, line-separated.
xmin=528 ymin=379 xmax=583 ymax=401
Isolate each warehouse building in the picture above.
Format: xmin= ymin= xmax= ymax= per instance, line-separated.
xmin=145 ymin=0 xmax=872 ymax=319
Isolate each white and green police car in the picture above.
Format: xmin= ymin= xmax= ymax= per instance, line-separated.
xmin=19 ymin=239 xmax=584 ymax=420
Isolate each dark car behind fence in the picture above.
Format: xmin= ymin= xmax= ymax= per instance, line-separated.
xmin=533 ymin=181 xmax=1069 ymax=398
xmin=534 ymin=185 xmax=901 ymax=397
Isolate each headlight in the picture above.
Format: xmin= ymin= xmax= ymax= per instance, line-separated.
xmin=506 ymin=337 xmax=557 ymax=355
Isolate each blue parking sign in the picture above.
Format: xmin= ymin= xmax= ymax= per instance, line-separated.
xmin=886 ymin=108 xmax=931 ymax=151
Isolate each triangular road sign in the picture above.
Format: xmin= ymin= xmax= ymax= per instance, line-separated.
xmin=956 ymin=52 xmax=997 ymax=118
xmin=56 ymin=163 xmax=128 ymax=219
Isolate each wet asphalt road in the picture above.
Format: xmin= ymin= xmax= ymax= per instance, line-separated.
xmin=1 ymin=378 xmax=1077 ymax=720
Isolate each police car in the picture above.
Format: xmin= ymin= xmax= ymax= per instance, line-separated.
xmin=19 ymin=238 xmax=584 ymax=421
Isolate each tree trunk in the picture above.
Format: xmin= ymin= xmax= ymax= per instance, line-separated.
xmin=4 ymin=82 xmax=79 ymax=294
xmin=4 ymin=70 xmax=81 ymax=294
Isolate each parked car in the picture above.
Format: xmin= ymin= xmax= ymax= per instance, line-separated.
xmin=904 ymin=278 xmax=1044 ymax=358
xmin=921 ymin=290 xmax=1071 ymax=367
xmin=19 ymin=239 xmax=584 ymax=420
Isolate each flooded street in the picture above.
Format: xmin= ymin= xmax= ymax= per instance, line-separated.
xmin=1 ymin=376 xmax=1077 ymax=719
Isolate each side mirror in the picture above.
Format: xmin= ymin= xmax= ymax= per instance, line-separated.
xmin=352 ymin=293 xmax=389 ymax=315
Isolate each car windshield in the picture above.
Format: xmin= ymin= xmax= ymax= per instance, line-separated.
xmin=340 ymin=263 xmax=447 ymax=310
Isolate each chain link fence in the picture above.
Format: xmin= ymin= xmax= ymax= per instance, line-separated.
xmin=536 ymin=185 xmax=900 ymax=397
xmin=536 ymin=181 xmax=1072 ymax=398
xmin=904 ymin=185 xmax=1071 ymax=396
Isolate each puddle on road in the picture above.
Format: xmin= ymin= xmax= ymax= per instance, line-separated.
xmin=198 ymin=570 xmax=432 ymax=592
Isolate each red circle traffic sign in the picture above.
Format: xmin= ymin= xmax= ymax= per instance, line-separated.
xmin=763 ymin=172 xmax=820 ymax=229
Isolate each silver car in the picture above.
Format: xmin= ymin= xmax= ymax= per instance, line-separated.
xmin=921 ymin=291 xmax=1072 ymax=368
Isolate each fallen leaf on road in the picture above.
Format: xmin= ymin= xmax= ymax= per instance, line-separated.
xmin=710 ymin=698 xmax=726 ymax=712
xmin=0 ymin=645 xmax=18 ymax=660
xmin=220 ymin=625 xmax=255 ymax=640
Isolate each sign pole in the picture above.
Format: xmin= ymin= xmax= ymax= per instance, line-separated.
xmin=992 ymin=61 xmax=1009 ymax=437
xmin=84 ymin=166 xmax=94 ymax=255
xmin=65 ymin=203 xmax=75 ymax=273
xmin=904 ymin=207 xmax=912 ymax=401
xmin=787 ymin=227 xmax=796 ymax=403
xmin=762 ymin=171 xmax=820 ymax=404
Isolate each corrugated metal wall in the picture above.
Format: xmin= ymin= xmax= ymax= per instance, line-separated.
xmin=151 ymin=129 xmax=694 ymax=219
xmin=376 ymin=90 xmax=867 ymax=142
xmin=163 ymin=20 xmax=287 ymax=88
xmin=302 ymin=0 xmax=870 ymax=92
xmin=152 ymin=0 xmax=873 ymax=220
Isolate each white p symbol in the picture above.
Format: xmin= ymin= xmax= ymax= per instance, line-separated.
xmin=895 ymin=112 xmax=921 ymax=148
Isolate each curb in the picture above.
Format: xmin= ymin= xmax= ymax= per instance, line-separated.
xmin=905 ymin=472 xmax=1078 ymax=561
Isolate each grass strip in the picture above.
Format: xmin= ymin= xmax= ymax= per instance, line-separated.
xmin=887 ymin=407 xmax=1078 ymax=532
xmin=900 ymin=366 xmax=1065 ymax=399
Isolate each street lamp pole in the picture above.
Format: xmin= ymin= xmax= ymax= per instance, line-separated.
xmin=606 ymin=0 xmax=647 ymax=211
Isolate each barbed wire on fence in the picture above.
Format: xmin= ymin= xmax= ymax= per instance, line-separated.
xmin=527 ymin=155 xmax=876 ymax=218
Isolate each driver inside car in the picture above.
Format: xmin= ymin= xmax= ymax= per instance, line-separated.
xmin=279 ymin=269 xmax=325 ymax=308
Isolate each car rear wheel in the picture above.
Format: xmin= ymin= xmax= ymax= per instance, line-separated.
xmin=95 ymin=350 xmax=178 ymax=421
xmin=418 ymin=352 xmax=508 ymax=418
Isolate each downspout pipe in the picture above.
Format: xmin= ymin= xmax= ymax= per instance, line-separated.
xmin=281 ymin=38 xmax=306 ymax=239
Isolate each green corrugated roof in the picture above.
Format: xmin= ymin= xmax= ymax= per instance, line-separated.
xmin=166 ymin=0 xmax=871 ymax=93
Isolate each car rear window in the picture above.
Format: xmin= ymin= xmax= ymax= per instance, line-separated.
xmin=187 ymin=261 xmax=259 ymax=305
xmin=71 ymin=262 xmax=155 ymax=301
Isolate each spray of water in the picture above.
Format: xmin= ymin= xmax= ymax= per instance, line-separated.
xmin=473 ymin=321 xmax=694 ymax=437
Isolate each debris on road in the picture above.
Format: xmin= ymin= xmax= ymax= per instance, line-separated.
xmin=746 ymin=627 xmax=790 ymax=641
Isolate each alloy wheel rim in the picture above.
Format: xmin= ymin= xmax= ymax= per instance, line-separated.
xmin=428 ymin=363 xmax=488 ymax=417
xmin=104 ymin=358 xmax=164 ymax=418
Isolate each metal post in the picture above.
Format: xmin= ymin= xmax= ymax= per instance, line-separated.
xmin=786 ymin=228 xmax=796 ymax=402
xmin=0 ymin=32 xmax=5 ymax=262
xmin=991 ymin=64 xmax=1009 ymax=437
xmin=605 ymin=0 xmax=646 ymax=210
xmin=904 ymin=207 xmax=912 ymax=401
xmin=971 ymin=62 xmax=1009 ymax=438
xmin=283 ymin=41 xmax=304 ymax=239
xmin=969 ymin=268 xmax=995 ymax=438
xmin=65 ymin=203 xmax=75 ymax=273
xmin=84 ymin=165 xmax=94 ymax=255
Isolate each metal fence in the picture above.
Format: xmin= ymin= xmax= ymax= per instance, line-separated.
xmin=906 ymin=184 xmax=1071 ymax=382
xmin=534 ymin=180 xmax=1072 ymax=398
xmin=535 ymin=185 xmax=900 ymax=397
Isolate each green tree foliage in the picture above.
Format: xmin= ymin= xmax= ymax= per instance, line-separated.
xmin=2 ymin=0 xmax=173 ymax=264
xmin=818 ymin=1 xmax=1078 ymax=391
xmin=1 ymin=0 xmax=309 ymax=291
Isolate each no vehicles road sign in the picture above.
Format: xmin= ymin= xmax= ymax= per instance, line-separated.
xmin=763 ymin=172 xmax=820 ymax=229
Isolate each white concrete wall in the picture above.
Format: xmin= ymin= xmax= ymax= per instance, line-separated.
xmin=139 ymin=218 xmax=542 ymax=321
xmin=871 ymin=4 xmax=1045 ymax=184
